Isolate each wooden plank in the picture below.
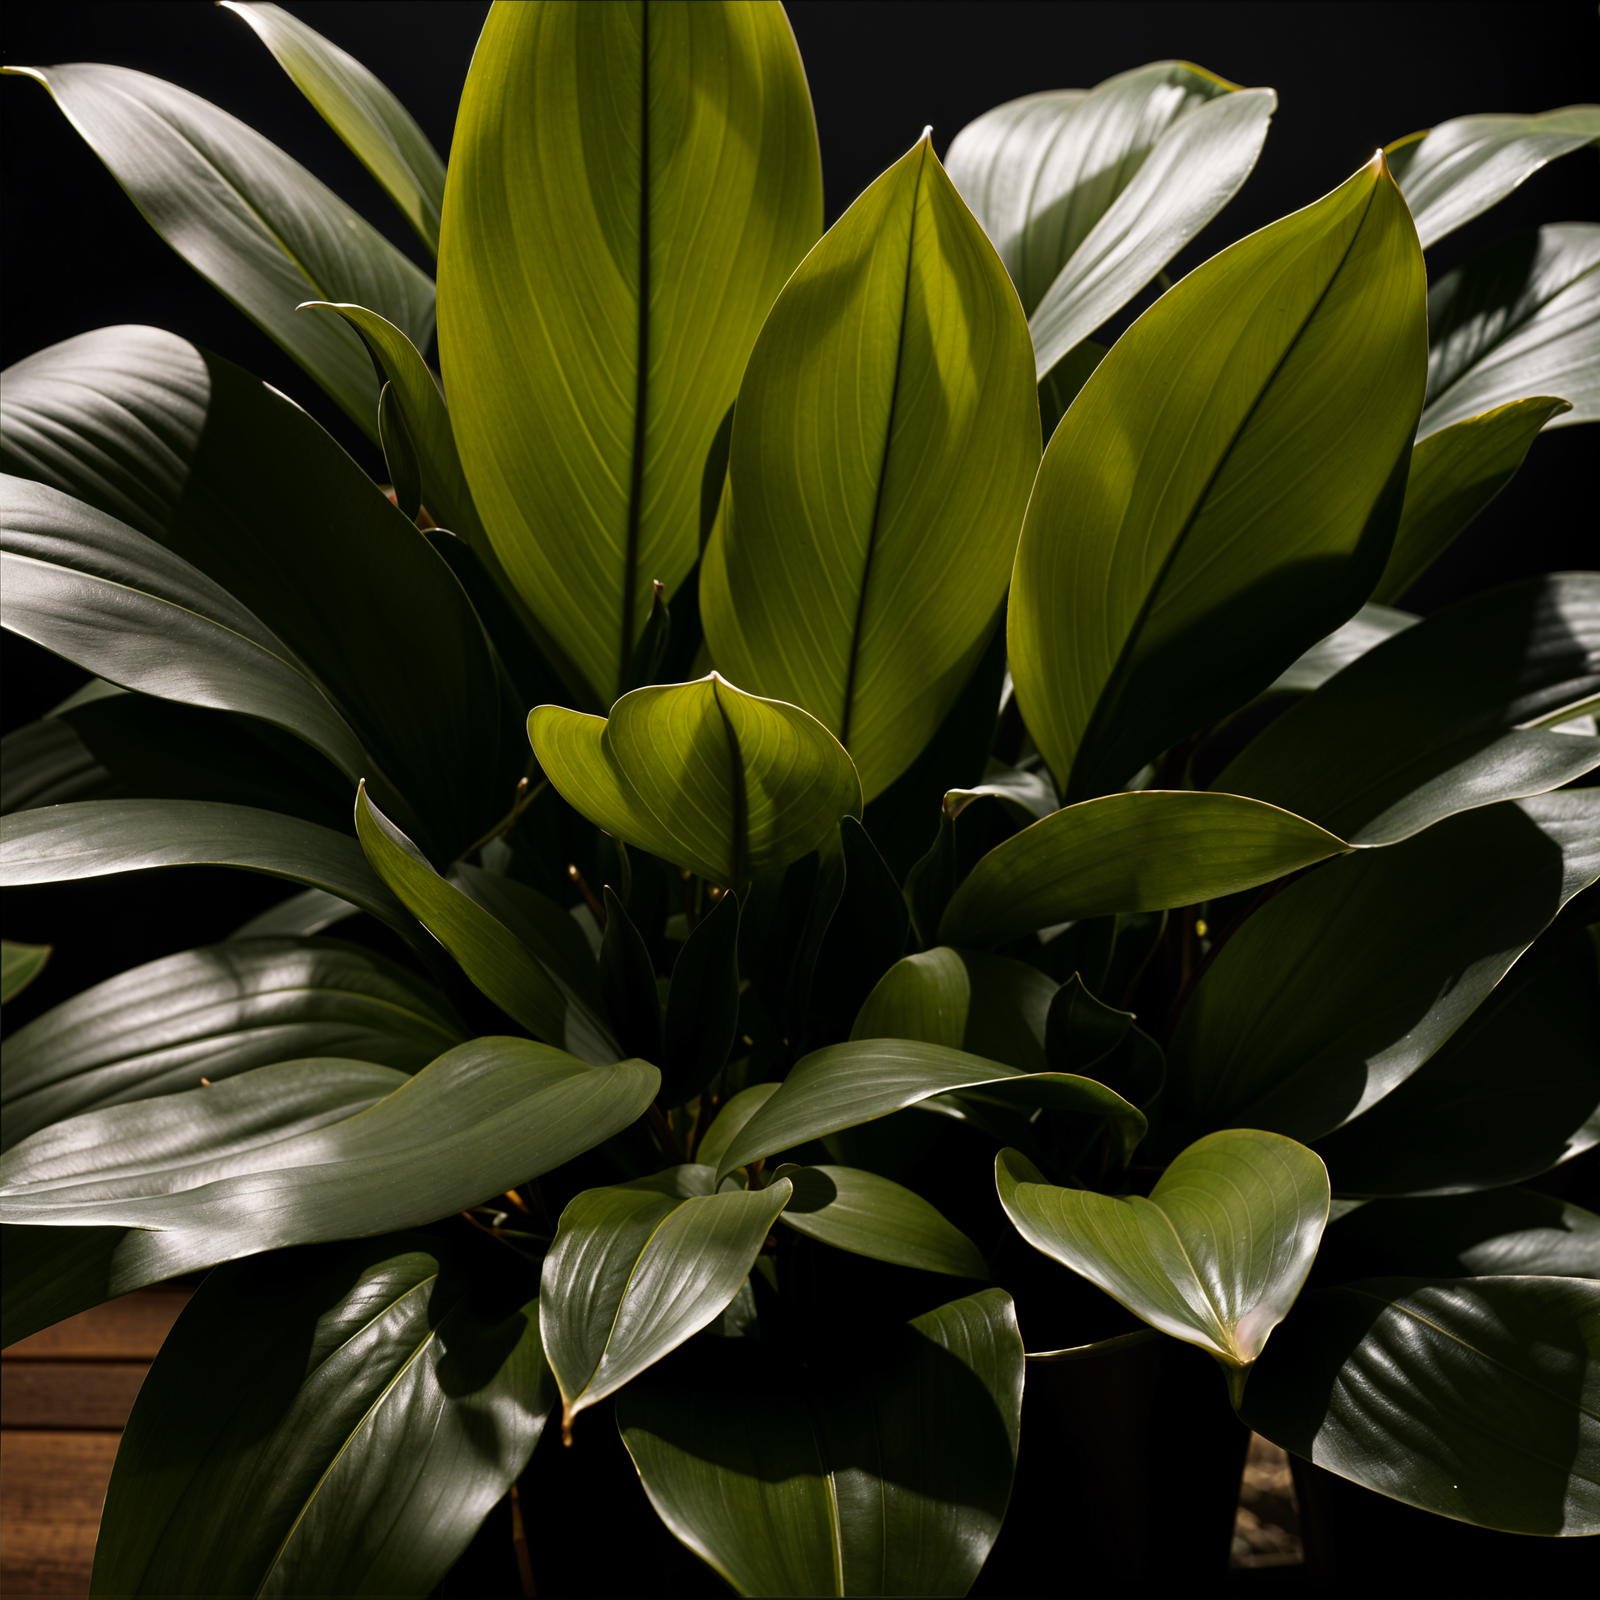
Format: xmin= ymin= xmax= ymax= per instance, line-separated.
xmin=4 ymin=1286 xmax=193 ymax=1362
xmin=2 ymin=1363 xmax=148 ymax=1430
xmin=0 ymin=1431 xmax=117 ymax=1597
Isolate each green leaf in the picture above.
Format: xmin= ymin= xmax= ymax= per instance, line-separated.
xmin=1418 ymin=223 xmax=1600 ymax=439
xmin=694 ymin=1082 xmax=780 ymax=1174
xmin=221 ymin=1 xmax=446 ymax=253
xmin=1009 ymin=154 xmax=1426 ymax=803
xmin=700 ymin=132 xmax=1039 ymax=804
xmin=1 ymin=64 xmax=433 ymax=436
xmin=530 ymin=675 xmax=862 ymax=889
xmin=996 ymin=1131 xmax=1329 ymax=1394
xmin=438 ymin=0 xmax=822 ymax=707
xmin=0 ymin=942 xmax=50 ymax=1006
xmin=947 ymin=62 xmax=1276 ymax=379
xmin=1265 ymin=604 xmax=1419 ymax=697
xmin=1376 ymin=397 xmax=1572 ymax=601
xmin=660 ymin=888 xmax=740 ymax=1106
xmin=377 ymin=381 xmax=422 ymax=520
xmin=713 ymin=1038 xmax=1145 ymax=1186
xmin=539 ymin=1165 xmax=792 ymax=1438
xmin=230 ymin=887 xmax=360 ymax=940
xmin=0 ymin=798 xmax=413 ymax=940
xmin=1218 ymin=573 xmax=1600 ymax=844
xmin=1 ymin=327 xmax=506 ymax=853
xmin=1168 ymin=792 xmax=1600 ymax=1141
xmin=1388 ymin=105 xmax=1600 ymax=250
xmin=93 ymin=1237 xmax=554 ymax=1597
xmin=773 ymin=1163 xmax=988 ymax=1279
xmin=938 ymin=790 xmax=1346 ymax=949
xmin=600 ymin=887 xmax=663 ymax=1065
xmin=1 ymin=937 xmax=464 ymax=1152
xmin=0 ymin=1038 xmax=658 ymax=1344
xmin=618 ymin=1289 xmax=1023 ymax=1597
xmin=1312 ymin=920 xmax=1600 ymax=1195
xmin=1241 ymin=1276 xmax=1600 ymax=1534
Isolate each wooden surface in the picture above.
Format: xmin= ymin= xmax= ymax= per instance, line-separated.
xmin=1 ymin=1286 xmax=192 ymax=1598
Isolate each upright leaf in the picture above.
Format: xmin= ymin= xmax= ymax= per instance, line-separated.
xmin=600 ymin=887 xmax=663 ymax=1065
xmin=1265 ymin=604 xmax=1418 ymax=696
xmin=700 ymin=132 xmax=1039 ymax=802
xmin=1009 ymin=154 xmax=1426 ymax=802
xmin=660 ymin=888 xmax=741 ymax=1105
xmin=439 ymin=0 xmax=822 ymax=706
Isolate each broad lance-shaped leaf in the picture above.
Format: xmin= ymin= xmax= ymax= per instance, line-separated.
xmin=540 ymin=1165 xmax=793 ymax=1439
xmin=1 ymin=64 xmax=433 ymax=438
xmin=618 ymin=1290 xmax=1023 ymax=1598
xmin=1010 ymin=153 xmax=1426 ymax=804
xmin=222 ymin=1 xmax=446 ymax=254
xmin=1 ymin=942 xmax=50 ymax=1005
xmin=1266 ymin=604 xmax=1418 ymax=696
xmin=1241 ymin=1276 xmax=1600 ymax=1535
xmin=0 ymin=1040 xmax=659 ymax=1345
xmin=0 ymin=799 xmax=414 ymax=941
xmin=93 ymin=1237 xmax=556 ymax=1598
xmin=997 ymin=1132 xmax=1328 ymax=1398
xmin=1168 ymin=791 xmax=1600 ymax=1142
xmin=714 ymin=1038 xmax=1146 ymax=1187
xmin=1 ymin=937 xmax=465 ymax=1152
xmin=1 ymin=327 xmax=505 ymax=856
xmin=701 ymin=131 xmax=1039 ymax=804
xmin=1218 ymin=573 xmax=1600 ymax=844
xmin=1387 ymin=105 xmax=1600 ymax=250
xmin=1419 ymin=222 xmax=1600 ymax=439
xmin=439 ymin=1 xmax=821 ymax=707
xmin=947 ymin=61 xmax=1275 ymax=380
xmin=938 ymin=790 xmax=1345 ymax=949
xmin=530 ymin=676 xmax=862 ymax=889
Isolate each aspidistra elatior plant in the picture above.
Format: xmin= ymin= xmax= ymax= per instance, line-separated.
xmin=1 ymin=4 xmax=1597 ymax=1593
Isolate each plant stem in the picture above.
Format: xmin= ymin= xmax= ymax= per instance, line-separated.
xmin=458 ymin=776 xmax=547 ymax=862
xmin=509 ymin=1482 xmax=536 ymax=1598
xmin=646 ymin=1101 xmax=686 ymax=1163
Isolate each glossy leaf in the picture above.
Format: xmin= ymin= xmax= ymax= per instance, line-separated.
xmin=1 ymin=64 xmax=434 ymax=435
xmin=539 ymin=1165 xmax=792 ymax=1437
xmin=774 ymin=1163 xmax=988 ymax=1279
xmin=230 ymin=888 xmax=361 ymax=940
xmin=660 ymin=888 xmax=740 ymax=1106
xmin=0 ymin=1039 xmax=658 ymax=1344
xmin=947 ymin=63 xmax=1275 ymax=379
xmin=0 ymin=799 xmax=413 ymax=940
xmin=997 ymin=1131 xmax=1329 ymax=1392
xmin=1376 ymin=396 xmax=1571 ymax=601
xmin=618 ymin=1290 xmax=1024 ymax=1597
xmin=1 ymin=937 xmax=464 ymax=1151
xmin=93 ymin=1237 xmax=554 ymax=1597
xmin=222 ymin=1 xmax=446 ymax=253
xmin=1388 ymin=105 xmax=1600 ymax=249
xmin=0 ymin=943 xmax=50 ymax=1006
xmin=1009 ymin=154 xmax=1426 ymax=803
xmin=700 ymin=132 xmax=1039 ymax=803
xmin=1418 ymin=223 xmax=1600 ymax=438
xmin=1168 ymin=792 xmax=1600 ymax=1141
xmin=439 ymin=0 xmax=822 ymax=706
xmin=1218 ymin=573 xmax=1600 ymax=843
xmin=714 ymin=1038 xmax=1145 ymax=1186
xmin=695 ymin=1082 xmax=780 ymax=1173
xmin=938 ymin=790 xmax=1346 ymax=949
xmin=1 ymin=327 xmax=504 ymax=853
xmin=1242 ymin=1276 xmax=1600 ymax=1534
xmin=1266 ymin=604 xmax=1419 ymax=696
xmin=530 ymin=676 xmax=861 ymax=889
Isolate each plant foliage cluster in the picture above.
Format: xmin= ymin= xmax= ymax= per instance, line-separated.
xmin=1 ymin=3 xmax=1598 ymax=1593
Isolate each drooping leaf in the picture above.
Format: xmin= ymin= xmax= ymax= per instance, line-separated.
xmin=938 ymin=790 xmax=1346 ymax=949
xmin=1218 ymin=573 xmax=1600 ymax=844
xmin=1 ymin=64 xmax=434 ymax=435
xmin=92 ymin=1236 xmax=554 ymax=1597
xmin=221 ymin=1 xmax=447 ymax=253
xmin=0 ymin=1039 xmax=658 ymax=1344
xmin=438 ymin=0 xmax=822 ymax=707
xmin=618 ymin=1289 xmax=1024 ymax=1597
xmin=230 ymin=887 xmax=361 ymax=940
xmin=1265 ymin=604 xmax=1420 ymax=697
xmin=1 ymin=327 xmax=504 ymax=854
xmin=530 ymin=675 xmax=862 ymax=889
xmin=1 ymin=937 xmax=464 ymax=1151
xmin=1418 ymin=223 xmax=1600 ymax=438
xmin=1167 ymin=792 xmax=1600 ymax=1141
xmin=947 ymin=62 xmax=1276 ymax=379
xmin=997 ymin=1131 xmax=1329 ymax=1397
xmin=713 ymin=1038 xmax=1145 ymax=1186
xmin=660 ymin=888 xmax=740 ymax=1106
xmin=1387 ymin=105 xmax=1600 ymax=250
xmin=1009 ymin=154 xmax=1426 ymax=803
xmin=0 ymin=943 xmax=50 ymax=1005
xmin=539 ymin=1165 xmax=792 ymax=1438
xmin=700 ymin=132 xmax=1039 ymax=803
xmin=1241 ymin=1275 xmax=1600 ymax=1534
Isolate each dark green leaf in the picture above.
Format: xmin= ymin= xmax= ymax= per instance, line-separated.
xmin=0 ymin=943 xmax=50 ymax=1006
xmin=661 ymin=889 xmax=740 ymax=1107
xmin=377 ymin=381 xmax=422 ymax=520
xmin=601 ymin=887 xmax=662 ymax=1066
xmin=1265 ymin=604 xmax=1419 ymax=697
